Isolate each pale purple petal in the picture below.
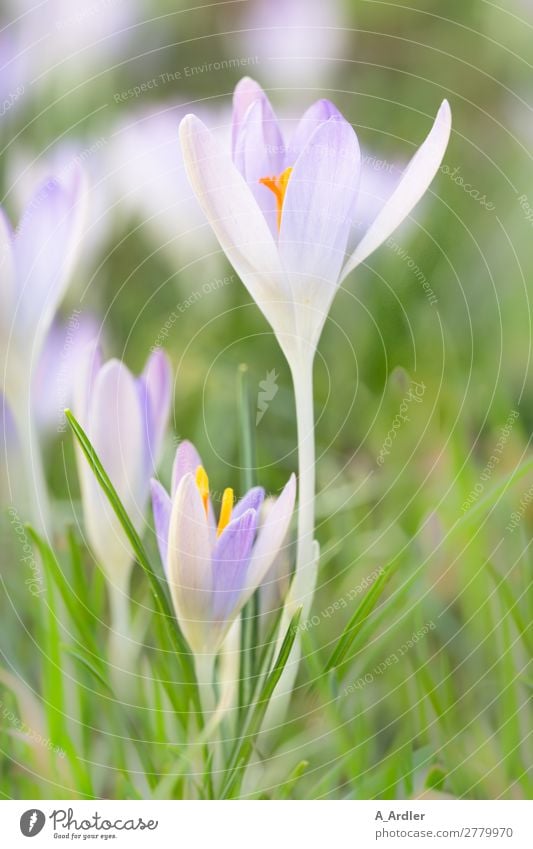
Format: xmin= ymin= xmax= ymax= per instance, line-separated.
xmin=232 ymin=485 xmax=265 ymax=521
xmin=151 ymin=478 xmax=172 ymax=575
xmin=212 ymin=508 xmax=257 ymax=620
xmin=232 ymin=76 xmax=266 ymax=157
xmin=179 ymin=114 xmax=295 ymax=348
xmin=13 ymin=166 xmax=87 ymax=346
xmin=167 ymin=472 xmax=213 ymax=653
xmin=341 ymin=100 xmax=451 ymax=282
xmin=245 ymin=473 xmax=296 ymax=595
xmin=89 ymin=359 xmax=145 ymax=525
xmin=279 ymin=117 xmax=360 ymax=348
xmin=75 ymin=356 xmax=144 ymax=575
xmin=289 ymin=99 xmax=342 ymax=160
xmin=138 ymin=349 xmax=171 ymax=475
xmin=171 ymin=439 xmax=204 ymax=496
xmin=234 ymin=98 xmax=286 ymax=236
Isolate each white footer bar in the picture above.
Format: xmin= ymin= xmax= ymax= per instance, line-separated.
xmin=2 ymin=799 xmax=532 ymax=848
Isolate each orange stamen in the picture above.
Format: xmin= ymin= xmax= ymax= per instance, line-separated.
xmin=217 ymin=487 xmax=234 ymax=537
xmin=259 ymin=166 xmax=293 ymax=231
xmin=195 ymin=466 xmax=210 ymax=516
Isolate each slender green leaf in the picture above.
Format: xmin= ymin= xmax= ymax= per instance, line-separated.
xmin=325 ymin=565 xmax=396 ymax=672
xmin=278 ymin=760 xmax=309 ymax=799
xmin=27 ymin=526 xmax=102 ymax=665
xmin=486 ymin=562 xmax=533 ymax=656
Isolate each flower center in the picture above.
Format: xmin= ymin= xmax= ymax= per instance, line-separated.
xmin=195 ymin=465 xmax=234 ymax=537
xmin=259 ymin=166 xmax=293 ymax=231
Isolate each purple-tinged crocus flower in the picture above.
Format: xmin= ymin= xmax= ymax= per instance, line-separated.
xmin=179 ymin=77 xmax=451 ymax=365
xmin=74 ymin=345 xmax=171 ymax=591
xmin=0 ymin=166 xmax=87 ymax=528
xmin=151 ymin=440 xmax=296 ymax=655
xmin=0 ymin=166 xmax=87 ymax=412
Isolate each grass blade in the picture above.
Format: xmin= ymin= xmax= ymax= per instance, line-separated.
xmin=324 ymin=565 xmax=395 ymax=672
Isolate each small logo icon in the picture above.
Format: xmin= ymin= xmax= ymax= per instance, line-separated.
xmin=20 ymin=809 xmax=45 ymax=837
xmin=256 ymin=369 xmax=279 ymax=424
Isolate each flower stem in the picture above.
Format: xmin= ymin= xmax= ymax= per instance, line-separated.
xmin=12 ymin=390 xmax=50 ymax=533
xmin=289 ymin=355 xmax=317 ymax=616
xmin=260 ymin=355 xmax=317 ymax=729
xmin=107 ymin=572 xmax=135 ymax=695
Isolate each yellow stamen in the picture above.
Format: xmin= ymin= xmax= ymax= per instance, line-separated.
xmin=195 ymin=466 xmax=210 ymax=516
xmin=217 ymin=487 xmax=234 ymax=537
xmin=259 ymin=166 xmax=293 ymax=231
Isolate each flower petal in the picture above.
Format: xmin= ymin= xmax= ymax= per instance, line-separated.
xmin=212 ymin=508 xmax=257 ymax=622
xmin=139 ymin=348 xmax=171 ymax=474
xmin=232 ymin=485 xmax=265 ymax=521
xmin=78 ymin=358 xmax=144 ymax=576
xmin=179 ymin=114 xmax=294 ymax=346
xmin=234 ymin=97 xmax=285 ymax=236
xmin=167 ymin=472 xmax=213 ymax=653
xmin=151 ymin=478 xmax=172 ymax=575
xmin=13 ymin=165 xmax=87 ymax=349
xmin=89 ymin=360 xmax=145 ymax=520
xmin=289 ymin=99 xmax=342 ymax=160
xmin=278 ymin=116 xmax=360 ymax=350
xmin=231 ymin=76 xmax=266 ymax=157
xmin=243 ymin=473 xmax=296 ymax=599
xmin=341 ymin=100 xmax=451 ymax=282
xmin=171 ymin=439 xmax=204 ymax=495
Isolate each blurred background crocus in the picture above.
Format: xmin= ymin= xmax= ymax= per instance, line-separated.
xmin=0 ymin=166 xmax=87 ymax=527
xmin=151 ymin=440 xmax=296 ymax=670
xmin=33 ymin=313 xmax=101 ymax=436
xmin=240 ymin=0 xmax=348 ymax=89
xmin=73 ymin=346 xmax=171 ymax=664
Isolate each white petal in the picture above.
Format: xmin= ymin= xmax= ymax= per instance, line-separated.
xmin=168 ymin=473 xmax=213 ymax=653
xmin=179 ymin=114 xmax=295 ymax=345
xmin=341 ymin=100 xmax=451 ymax=282
xmin=79 ymin=360 xmax=145 ymax=579
xmin=244 ymin=473 xmax=296 ymax=600
xmin=279 ymin=116 xmax=360 ymax=353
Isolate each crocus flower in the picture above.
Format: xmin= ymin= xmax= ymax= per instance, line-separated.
xmin=8 ymin=142 xmax=114 ymax=278
xmin=151 ymin=440 xmax=296 ymax=655
xmin=0 ymin=167 xmax=87 ymax=408
xmin=0 ymin=166 xmax=86 ymax=527
xmin=74 ymin=346 xmax=171 ymax=591
xmin=179 ymin=77 xmax=451 ymax=367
